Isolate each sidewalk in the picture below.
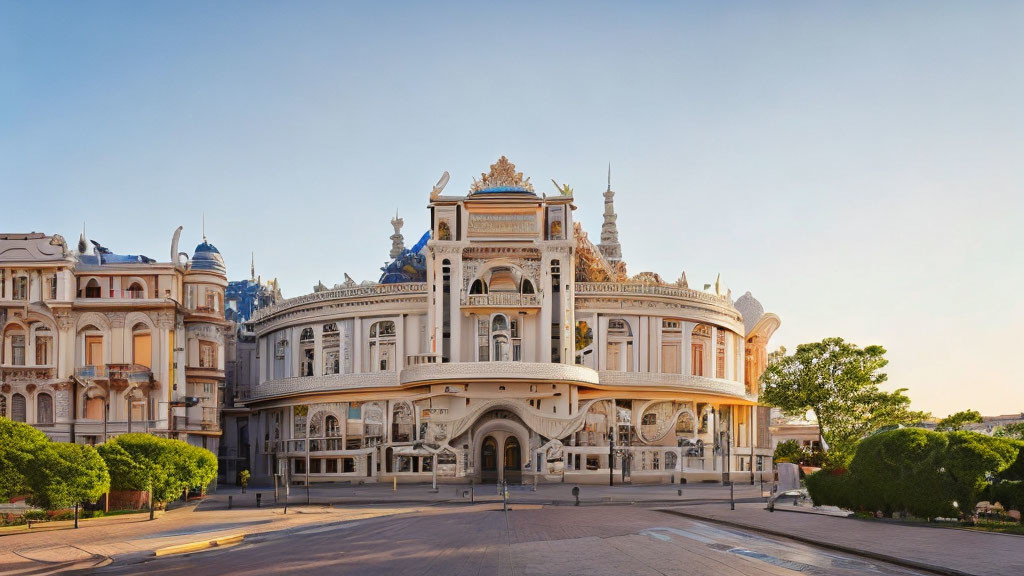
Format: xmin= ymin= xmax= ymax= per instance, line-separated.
xmin=659 ymin=501 xmax=1024 ymax=576
xmin=0 ymin=500 xmax=433 ymax=575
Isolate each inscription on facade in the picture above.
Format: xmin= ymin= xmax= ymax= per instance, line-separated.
xmin=467 ymin=213 xmax=537 ymax=237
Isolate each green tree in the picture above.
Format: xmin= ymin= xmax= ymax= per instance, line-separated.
xmin=26 ymin=443 xmax=110 ymax=510
xmin=943 ymin=431 xmax=1019 ymax=514
xmin=935 ymin=410 xmax=983 ymax=432
xmin=99 ymin=434 xmax=217 ymax=504
xmin=760 ymin=337 xmax=929 ymax=466
xmin=994 ymin=422 xmax=1024 ymax=440
xmin=773 ymin=440 xmax=804 ymax=464
xmin=0 ymin=418 xmax=51 ymax=501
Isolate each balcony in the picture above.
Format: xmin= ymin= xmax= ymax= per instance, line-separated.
xmin=462 ymin=292 xmax=541 ymax=311
xmin=75 ymin=364 xmax=153 ymax=385
xmin=405 ymin=353 xmax=439 ymax=368
xmin=0 ymin=365 xmax=56 ymax=381
xmin=595 ymin=371 xmax=749 ymax=399
xmin=400 ymin=361 xmax=599 ymax=386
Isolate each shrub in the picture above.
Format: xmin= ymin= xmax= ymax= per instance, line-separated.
xmin=943 ymin=432 xmax=1019 ymax=514
xmin=0 ymin=418 xmax=50 ymax=501
xmin=25 ymin=443 xmax=110 ymax=510
xmin=989 ymin=481 xmax=1024 ymax=517
xmin=99 ymin=434 xmax=217 ymax=504
xmin=805 ymin=468 xmax=852 ymax=509
xmin=848 ymin=427 xmax=952 ymax=519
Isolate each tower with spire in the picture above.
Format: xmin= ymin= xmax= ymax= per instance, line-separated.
xmin=597 ymin=164 xmax=622 ymax=264
xmin=389 ymin=210 xmax=405 ymax=260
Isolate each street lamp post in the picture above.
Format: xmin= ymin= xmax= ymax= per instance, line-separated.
xmin=608 ymin=427 xmax=614 ymax=487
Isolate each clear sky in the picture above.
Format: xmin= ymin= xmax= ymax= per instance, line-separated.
xmin=2 ymin=2 xmax=1022 ymax=417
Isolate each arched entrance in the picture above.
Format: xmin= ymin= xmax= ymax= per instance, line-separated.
xmin=503 ymin=437 xmax=522 ymax=482
xmin=481 ymin=437 xmax=499 ymax=482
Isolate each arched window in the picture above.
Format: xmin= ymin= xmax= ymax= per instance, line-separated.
xmin=84 ymin=278 xmax=101 ymax=298
xmin=127 ymin=282 xmax=145 ymax=299
xmin=605 ymin=319 xmax=633 ymax=371
xmin=490 ymin=314 xmax=513 ymax=361
xmin=521 ymin=279 xmax=535 ymax=294
xmin=369 ymin=321 xmax=396 ymax=371
xmin=691 ymin=324 xmax=711 ymax=377
xmin=325 ymin=415 xmax=341 ymax=437
xmin=132 ymin=323 xmax=151 ymax=368
xmin=503 ymin=437 xmax=521 ymax=471
xmin=11 ymin=393 xmax=26 ymax=422
xmin=469 ymin=279 xmax=487 ymax=294
xmin=34 ymin=327 xmax=52 ymax=366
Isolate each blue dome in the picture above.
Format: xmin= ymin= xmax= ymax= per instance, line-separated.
xmin=191 ymin=241 xmax=226 ymax=274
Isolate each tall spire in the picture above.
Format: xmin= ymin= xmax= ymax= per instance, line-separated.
xmin=389 ymin=210 xmax=405 ymax=260
xmin=597 ymin=163 xmax=622 ymax=264
xmin=250 ymin=252 xmax=255 ymax=281
xmin=202 ymin=213 xmax=207 ymax=243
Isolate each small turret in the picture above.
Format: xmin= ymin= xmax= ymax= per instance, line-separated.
xmin=390 ymin=211 xmax=405 ymax=260
xmin=598 ymin=164 xmax=622 ymax=264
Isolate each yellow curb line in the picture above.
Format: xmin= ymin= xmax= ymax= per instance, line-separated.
xmin=153 ymin=533 xmax=245 ymax=557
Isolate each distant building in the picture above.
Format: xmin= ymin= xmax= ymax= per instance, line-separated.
xmin=768 ymin=408 xmax=822 ymax=451
xmin=0 ymin=228 xmax=227 ymax=454
xmin=220 ymin=266 xmax=282 ymax=484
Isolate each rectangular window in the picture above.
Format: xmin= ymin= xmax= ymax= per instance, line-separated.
xmin=294 ymin=459 xmax=306 ymax=474
xmin=133 ymin=333 xmax=152 ymax=368
xmin=11 ymin=335 xmax=26 ymax=365
xmin=348 ymin=403 xmax=362 ymax=420
xmin=86 ymin=335 xmax=103 ymax=366
xmin=35 ymin=336 xmax=51 ymax=365
xmin=13 ymin=277 xmax=28 ymax=300
xmin=49 ymin=274 xmax=57 ymax=300
xmin=326 ymin=459 xmax=339 ymax=474
xmin=477 ymin=317 xmax=489 ymax=362
xmin=309 ymin=459 xmax=321 ymax=474
xmin=691 ymin=343 xmax=704 ymax=376
xmin=199 ymin=340 xmax=217 ymax=369
xmin=1 ymin=269 xmax=5 ymax=297
xmin=716 ymin=331 xmax=726 ymax=379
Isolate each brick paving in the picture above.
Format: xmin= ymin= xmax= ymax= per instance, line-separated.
xmin=662 ymin=502 xmax=1024 ymax=576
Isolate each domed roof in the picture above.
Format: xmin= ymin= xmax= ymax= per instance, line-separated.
xmin=734 ymin=291 xmax=764 ymax=335
xmin=191 ymin=241 xmax=226 ymax=274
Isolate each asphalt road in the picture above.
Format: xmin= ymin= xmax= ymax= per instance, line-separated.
xmin=93 ymin=505 xmax=936 ymax=576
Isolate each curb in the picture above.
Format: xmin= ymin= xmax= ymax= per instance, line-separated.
xmin=152 ymin=533 xmax=245 ymax=557
xmin=656 ymin=508 xmax=974 ymax=576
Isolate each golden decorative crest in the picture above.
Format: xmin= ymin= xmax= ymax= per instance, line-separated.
xmin=470 ymin=156 xmax=534 ymax=193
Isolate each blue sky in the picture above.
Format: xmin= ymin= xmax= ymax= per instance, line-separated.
xmin=2 ymin=1 xmax=1022 ymax=417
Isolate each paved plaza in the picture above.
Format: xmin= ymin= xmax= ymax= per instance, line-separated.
xmin=1 ymin=483 xmax=1023 ymax=575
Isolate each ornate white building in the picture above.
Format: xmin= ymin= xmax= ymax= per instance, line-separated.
xmin=0 ymin=228 xmax=228 ymax=453
xmin=245 ymin=157 xmax=780 ymax=485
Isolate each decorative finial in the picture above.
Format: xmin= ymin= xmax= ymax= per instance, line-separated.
xmin=598 ymin=163 xmax=622 ymax=264
xmin=607 ymin=162 xmax=611 ymax=191
xmin=390 ymin=211 xmax=405 ymax=259
xmin=430 ymin=171 xmax=450 ymax=200
xmin=470 ymin=156 xmax=534 ymax=193
xmin=202 ymin=213 xmax=207 ymax=243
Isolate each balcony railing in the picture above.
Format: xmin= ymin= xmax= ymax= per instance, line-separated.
xmin=75 ymin=364 xmax=153 ymax=383
xmin=109 ymin=289 xmax=147 ymax=299
xmin=464 ymin=293 xmax=541 ymax=308
xmin=405 ymin=353 xmax=439 ymax=368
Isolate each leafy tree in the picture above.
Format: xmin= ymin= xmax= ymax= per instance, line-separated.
xmin=994 ymin=422 xmax=1024 ymax=440
xmin=760 ymin=337 xmax=929 ymax=465
xmin=99 ymin=434 xmax=217 ymax=504
xmin=26 ymin=443 xmax=110 ymax=510
xmin=0 ymin=418 xmax=51 ymax=501
xmin=935 ymin=410 xmax=983 ymax=432
xmin=773 ymin=440 xmax=804 ymax=463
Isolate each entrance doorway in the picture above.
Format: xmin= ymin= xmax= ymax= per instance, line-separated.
xmin=481 ymin=436 xmax=499 ymax=482
xmin=503 ymin=437 xmax=522 ymax=482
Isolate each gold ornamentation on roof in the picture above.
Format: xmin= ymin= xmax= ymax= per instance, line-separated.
xmin=574 ymin=222 xmax=629 ymax=282
xmin=470 ymin=156 xmax=534 ymax=193
xmin=631 ymin=271 xmax=665 ymax=285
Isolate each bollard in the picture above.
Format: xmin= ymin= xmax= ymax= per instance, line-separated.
xmin=471 ymin=483 xmax=475 ymax=503
xmin=572 ymin=486 xmax=580 ymax=506
xmin=256 ymin=493 xmax=262 ymax=508
xmin=74 ymin=503 xmax=79 ymax=529
xmin=393 ymin=476 xmax=397 ymax=492
xmin=228 ymin=495 xmax=233 ymax=510
xmin=730 ymin=482 xmax=735 ymax=511
xmin=678 ymin=489 xmax=682 ymax=497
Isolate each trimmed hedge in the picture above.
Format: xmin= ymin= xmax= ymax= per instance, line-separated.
xmin=989 ymin=481 xmax=1024 ymax=515
xmin=805 ymin=428 xmax=1021 ymax=520
xmin=97 ymin=434 xmax=217 ymax=504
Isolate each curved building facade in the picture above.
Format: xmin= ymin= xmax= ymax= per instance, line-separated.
xmin=246 ymin=157 xmax=780 ymax=485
